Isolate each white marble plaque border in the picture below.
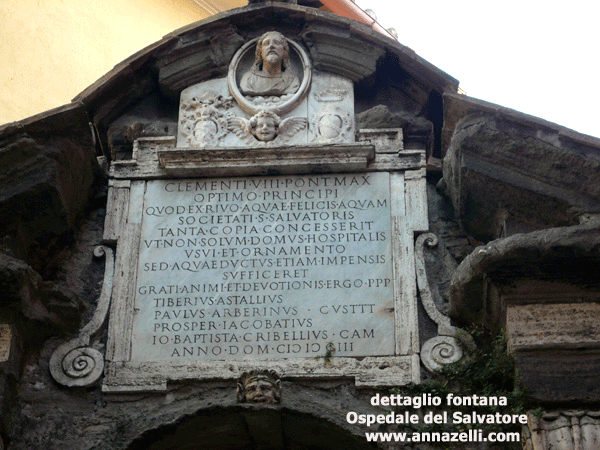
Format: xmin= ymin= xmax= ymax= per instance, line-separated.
xmin=103 ymin=166 xmax=426 ymax=392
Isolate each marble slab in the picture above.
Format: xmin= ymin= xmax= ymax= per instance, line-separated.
xmin=130 ymin=172 xmax=395 ymax=362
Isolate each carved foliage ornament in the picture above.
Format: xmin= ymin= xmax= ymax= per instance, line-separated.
xmin=179 ymin=92 xmax=234 ymax=147
xmin=237 ymin=369 xmax=281 ymax=404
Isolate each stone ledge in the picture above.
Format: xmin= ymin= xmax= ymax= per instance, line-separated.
xmin=109 ymin=138 xmax=425 ymax=178
xmin=102 ymin=355 xmax=419 ymax=393
xmin=449 ymin=220 xmax=600 ymax=326
xmin=157 ymin=144 xmax=376 ymax=177
xmin=442 ymin=94 xmax=600 ymax=240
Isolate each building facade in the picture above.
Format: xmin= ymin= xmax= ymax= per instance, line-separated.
xmin=0 ymin=2 xmax=599 ymax=449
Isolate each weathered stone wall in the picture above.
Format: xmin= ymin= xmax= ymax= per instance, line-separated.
xmin=0 ymin=102 xmax=104 ymax=448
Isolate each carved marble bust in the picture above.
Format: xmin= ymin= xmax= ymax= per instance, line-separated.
xmin=237 ymin=369 xmax=281 ymax=404
xmin=240 ymin=31 xmax=300 ymax=97
xmin=228 ymin=31 xmax=311 ymax=116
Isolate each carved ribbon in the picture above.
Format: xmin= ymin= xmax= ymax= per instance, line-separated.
xmin=50 ymin=246 xmax=114 ymax=387
xmin=415 ymin=233 xmax=473 ymax=372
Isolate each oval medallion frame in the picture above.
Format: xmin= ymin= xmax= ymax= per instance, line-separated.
xmin=228 ymin=35 xmax=311 ymax=116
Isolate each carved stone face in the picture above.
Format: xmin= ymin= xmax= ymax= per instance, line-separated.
xmin=194 ymin=119 xmax=218 ymax=142
xmin=245 ymin=377 xmax=278 ymax=403
xmin=260 ymin=32 xmax=286 ymax=68
xmin=254 ymin=116 xmax=277 ymax=141
xmin=237 ymin=370 xmax=281 ymax=404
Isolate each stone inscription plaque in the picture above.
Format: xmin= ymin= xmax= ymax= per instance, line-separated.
xmin=131 ymin=173 xmax=394 ymax=361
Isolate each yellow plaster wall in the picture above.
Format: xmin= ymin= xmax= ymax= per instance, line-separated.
xmin=0 ymin=0 xmax=245 ymax=124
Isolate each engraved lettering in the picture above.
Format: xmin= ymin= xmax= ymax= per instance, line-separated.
xmin=132 ymin=173 xmax=394 ymax=362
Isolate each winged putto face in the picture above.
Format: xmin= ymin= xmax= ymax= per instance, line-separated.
xmin=247 ymin=110 xmax=280 ymax=142
xmin=227 ymin=110 xmax=307 ymax=145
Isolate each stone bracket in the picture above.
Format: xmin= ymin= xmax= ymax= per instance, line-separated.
xmin=415 ymin=233 xmax=473 ymax=372
xmin=49 ymin=246 xmax=115 ymax=387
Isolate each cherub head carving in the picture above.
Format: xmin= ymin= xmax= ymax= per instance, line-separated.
xmin=237 ymin=369 xmax=281 ymax=404
xmin=228 ymin=110 xmax=306 ymax=145
xmin=246 ymin=110 xmax=281 ymax=142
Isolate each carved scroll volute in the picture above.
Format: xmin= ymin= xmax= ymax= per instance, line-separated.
xmin=50 ymin=246 xmax=114 ymax=387
xmin=415 ymin=233 xmax=474 ymax=372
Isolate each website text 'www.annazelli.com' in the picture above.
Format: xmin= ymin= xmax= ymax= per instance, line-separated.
xmin=348 ymin=393 xmax=525 ymax=444
xmin=364 ymin=430 xmax=521 ymax=444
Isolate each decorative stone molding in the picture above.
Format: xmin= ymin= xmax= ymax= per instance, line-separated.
xmin=157 ymin=143 xmax=375 ymax=177
xmin=49 ymin=246 xmax=114 ymax=387
xmin=103 ymin=356 xmax=420 ymax=392
xmin=449 ymin=221 xmax=600 ymax=327
xmin=524 ymin=410 xmax=600 ymax=450
xmin=300 ymin=22 xmax=385 ymax=82
xmin=157 ymin=23 xmax=245 ymax=99
xmin=442 ymin=97 xmax=600 ymax=240
xmin=113 ymin=137 xmax=425 ymax=180
xmin=415 ymin=233 xmax=473 ymax=372
xmin=237 ymin=369 xmax=281 ymax=404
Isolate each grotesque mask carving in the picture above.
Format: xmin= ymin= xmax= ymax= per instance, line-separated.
xmin=237 ymin=369 xmax=281 ymax=404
